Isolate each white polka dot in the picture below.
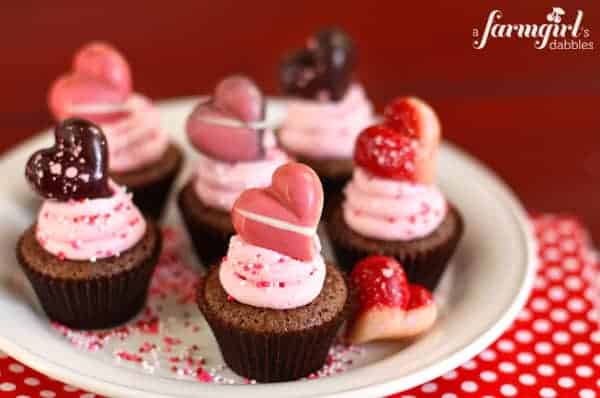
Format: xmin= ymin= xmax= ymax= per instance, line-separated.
xmin=499 ymin=361 xmax=517 ymax=373
xmin=532 ymin=298 xmax=550 ymax=312
xmin=517 ymin=352 xmax=535 ymax=365
xmin=547 ymin=267 xmax=564 ymax=280
xmin=570 ymin=320 xmax=589 ymax=334
xmin=63 ymin=385 xmax=78 ymax=392
xmin=16 ymin=395 xmax=31 ymax=398
xmin=563 ymin=256 xmax=580 ymax=271
xmin=24 ymin=377 xmax=40 ymax=386
xmin=518 ymin=308 xmax=532 ymax=321
xmin=558 ymin=376 xmax=575 ymax=388
xmin=442 ymin=370 xmax=458 ymax=380
xmin=441 ymin=394 xmax=457 ymax=398
xmin=594 ymin=354 xmax=600 ymax=366
xmin=544 ymin=247 xmax=561 ymax=261
xmin=462 ymin=360 xmax=477 ymax=370
xmin=421 ymin=383 xmax=437 ymax=393
xmin=497 ymin=339 xmax=515 ymax=352
xmin=549 ymin=286 xmax=567 ymax=301
xmin=461 ymin=381 xmax=478 ymax=393
xmin=515 ymin=330 xmax=534 ymax=343
xmin=479 ymin=350 xmax=496 ymax=361
xmin=552 ymin=331 xmax=570 ymax=344
xmin=550 ymin=308 xmax=569 ymax=323
xmin=573 ymin=342 xmax=591 ymax=355
xmin=533 ymin=319 xmax=552 ymax=333
xmin=500 ymin=384 xmax=517 ymax=396
xmin=576 ymin=365 xmax=593 ymax=378
xmin=519 ymin=373 xmax=536 ymax=386
xmin=535 ymin=278 xmax=548 ymax=290
xmin=543 ymin=230 xmax=558 ymax=243
xmin=40 ymin=391 xmax=56 ymax=398
xmin=0 ymin=383 xmax=16 ymax=392
xmin=8 ymin=363 xmax=24 ymax=373
xmin=566 ymin=276 xmax=583 ymax=290
xmin=480 ymin=370 xmax=497 ymax=382
xmin=535 ymin=341 xmax=553 ymax=355
xmin=540 ymin=387 xmax=557 ymax=398
xmin=561 ymin=239 xmax=577 ymax=252
xmin=568 ymin=298 xmax=586 ymax=312
xmin=579 ymin=389 xmax=596 ymax=398
xmin=555 ymin=353 xmax=573 ymax=366
xmin=79 ymin=394 xmax=96 ymax=398
xmin=558 ymin=221 xmax=575 ymax=234
xmin=590 ymin=330 xmax=600 ymax=343
xmin=584 ymin=288 xmax=597 ymax=301
xmin=537 ymin=364 xmax=555 ymax=376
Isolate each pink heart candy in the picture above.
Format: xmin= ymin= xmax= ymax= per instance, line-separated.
xmin=232 ymin=163 xmax=324 ymax=261
xmin=49 ymin=42 xmax=132 ymax=121
xmin=186 ymin=75 xmax=265 ymax=162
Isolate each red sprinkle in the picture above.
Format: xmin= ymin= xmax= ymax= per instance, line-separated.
xmin=116 ymin=351 xmax=143 ymax=363
xmin=256 ymin=281 xmax=271 ymax=288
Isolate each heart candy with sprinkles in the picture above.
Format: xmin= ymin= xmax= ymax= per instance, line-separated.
xmin=25 ymin=118 xmax=112 ymax=201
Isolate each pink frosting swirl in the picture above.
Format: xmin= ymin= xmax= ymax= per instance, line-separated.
xmin=193 ymin=131 xmax=290 ymax=211
xmin=69 ymin=94 xmax=169 ymax=173
xmin=343 ymin=168 xmax=447 ymax=241
xmin=36 ymin=181 xmax=147 ymax=260
xmin=219 ymin=235 xmax=326 ymax=309
xmin=279 ymin=84 xmax=373 ymax=159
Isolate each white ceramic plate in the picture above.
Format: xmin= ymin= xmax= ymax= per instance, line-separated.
xmin=0 ymin=98 xmax=536 ymax=398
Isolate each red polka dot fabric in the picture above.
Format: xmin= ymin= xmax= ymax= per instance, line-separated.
xmin=1 ymin=214 xmax=598 ymax=398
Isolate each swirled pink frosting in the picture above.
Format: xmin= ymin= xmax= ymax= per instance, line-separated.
xmin=70 ymin=94 xmax=169 ymax=173
xmin=343 ymin=168 xmax=447 ymax=241
xmin=36 ymin=181 xmax=147 ymax=260
xmin=219 ymin=235 xmax=326 ymax=309
xmin=279 ymin=84 xmax=374 ymax=159
xmin=193 ymin=132 xmax=290 ymax=211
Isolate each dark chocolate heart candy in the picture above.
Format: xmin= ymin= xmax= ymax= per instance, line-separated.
xmin=25 ymin=118 xmax=112 ymax=200
xmin=281 ymin=27 xmax=355 ymax=101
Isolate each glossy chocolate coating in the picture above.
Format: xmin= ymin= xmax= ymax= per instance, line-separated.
xmin=25 ymin=118 xmax=112 ymax=200
xmin=281 ymin=27 xmax=356 ymax=101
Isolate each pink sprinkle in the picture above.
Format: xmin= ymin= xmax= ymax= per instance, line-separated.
xmin=58 ymin=251 xmax=66 ymax=261
xmin=387 ymin=217 xmax=397 ymax=223
xmin=169 ymin=356 xmax=180 ymax=363
xmin=139 ymin=342 xmax=155 ymax=353
xmin=256 ymin=281 xmax=271 ymax=288
xmin=254 ymin=263 xmax=263 ymax=270
xmin=278 ymin=257 xmax=285 ymax=263
xmin=116 ymin=351 xmax=143 ymax=363
xmin=278 ymin=282 xmax=286 ymax=288
xmin=114 ymin=202 xmax=124 ymax=212
xmin=408 ymin=215 xmax=417 ymax=224
xmin=234 ymin=272 xmax=247 ymax=281
xmin=197 ymin=368 xmax=213 ymax=383
xmin=43 ymin=211 xmax=49 ymax=219
xmin=88 ymin=214 xmax=99 ymax=225
xmin=226 ymin=295 xmax=235 ymax=302
xmin=163 ymin=336 xmax=182 ymax=346
xmin=129 ymin=217 xmax=140 ymax=227
xmin=70 ymin=240 xmax=80 ymax=249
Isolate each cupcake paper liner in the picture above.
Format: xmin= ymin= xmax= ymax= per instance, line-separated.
xmin=16 ymin=232 xmax=162 ymax=330
xmin=197 ymin=265 xmax=354 ymax=382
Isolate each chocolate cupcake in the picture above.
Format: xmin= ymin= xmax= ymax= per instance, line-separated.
xmin=326 ymin=97 xmax=463 ymax=291
xmin=197 ymin=163 xmax=352 ymax=382
xmin=48 ymin=41 xmax=183 ymax=219
xmin=178 ymin=76 xmax=289 ymax=266
xmin=17 ymin=118 xmax=162 ymax=329
xmin=279 ymin=28 xmax=374 ymax=202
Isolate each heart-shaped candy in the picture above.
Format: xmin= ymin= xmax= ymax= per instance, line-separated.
xmin=355 ymin=97 xmax=441 ymax=184
xmin=383 ymin=97 xmax=441 ymax=184
xmin=49 ymin=42 xmax=132 ymax=122
xmin=347 ymin=255 xmax=437 ymax=344
xmin=232 ymin=162 xmax=323 ymax=261
xmin=186 ymin=75 xmax=266 ymax=162
xmin=281 ymin=27 xmax=355 ymax=101
xmin=25 ymin=118 xmax=112 ymax=201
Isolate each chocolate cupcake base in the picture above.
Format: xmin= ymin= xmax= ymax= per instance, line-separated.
xmin=198 ymin=263 xmax=352 ymax=382
xmin=112 ymin=143 xmax=184 ymax=220
xmin=326 ymin=200 xmax=464 ymax=291
xmin=177 ymin=181 xmax=234 ymax=266
xmin=16 ymin=222 xmax=162 ymax=329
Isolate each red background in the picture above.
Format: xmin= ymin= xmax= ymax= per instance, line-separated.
xmin=2 ymin=2 xmax=599 ymax=239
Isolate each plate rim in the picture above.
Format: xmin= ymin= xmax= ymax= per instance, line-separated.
xmin=0 ymin=98 xmax=537 ymax=398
